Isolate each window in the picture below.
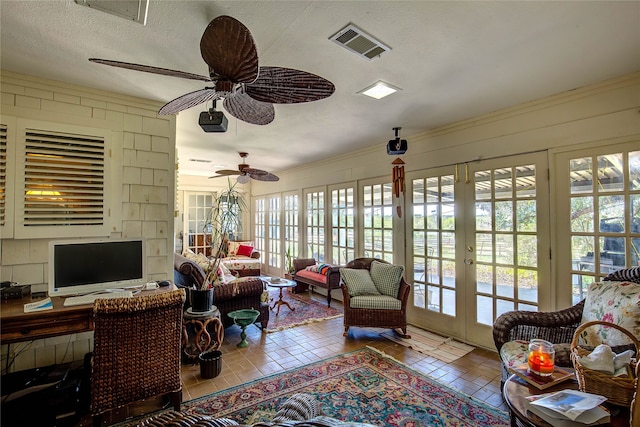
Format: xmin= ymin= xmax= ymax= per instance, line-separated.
xmin=567 ymin=150 xmax=640 ymax=303
xmin=305 ymin=190 xmax=325 ymax=262
xmin=254 ymin=198 xmax=266 ymax=260
xmin=268 ymin=196 xmax=281 ymax=268
xmin=331 ymin=186 xmax=355 ymax=264
xmin=362 ymin=183 xmax=394 ymax=262
xmin=184 ymin=192 xmax=214 ymax=256
xmin=8 ymin=120 xmax=111 ymax=239
xmin=284 ymin=193 xmax=299 ymax=272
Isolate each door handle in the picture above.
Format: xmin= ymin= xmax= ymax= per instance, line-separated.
xmin=464 ymin=258 xmax=474 ymax=265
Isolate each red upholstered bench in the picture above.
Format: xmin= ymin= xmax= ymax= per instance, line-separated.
xmin=292 ymin=258 xmax=342 ymax=307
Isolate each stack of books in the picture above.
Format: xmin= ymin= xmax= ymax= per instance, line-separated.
xmin=526 ymin=389 xmax=610 ymax=426
xmin=509 ymin=363 xmax=574 ymax=390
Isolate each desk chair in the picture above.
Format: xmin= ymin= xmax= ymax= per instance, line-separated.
xmin=90 ymin=289 xmax=186 ymax=426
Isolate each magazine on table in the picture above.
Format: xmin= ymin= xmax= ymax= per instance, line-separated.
xmin=526 ymin=390 xmax=609 ymax=426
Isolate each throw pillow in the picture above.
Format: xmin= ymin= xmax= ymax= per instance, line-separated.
xmin=236 ymin=244 xmax=254 ymax=257
xmin=369 ymin=260 xmax=404 ymax=298
xmin=580 ymin=280 xmax=640 ymax=346
xmin=228 ymin=240 xmax=254 ymax=257
xmin=340 ymin=268 xmax=380 ymax=296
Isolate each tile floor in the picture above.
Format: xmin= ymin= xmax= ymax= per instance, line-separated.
xmin=82 ymin=291 xmax=508 ymax=426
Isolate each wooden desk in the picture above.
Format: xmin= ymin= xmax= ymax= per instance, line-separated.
xmin=1 ymin=287 xmax=176 ymax=344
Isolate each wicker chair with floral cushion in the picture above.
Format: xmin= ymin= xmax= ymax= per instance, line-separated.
xmin=340 ymin=258 xmax=411 ymax=339
xmin=493 ymin=268 xmax=640 ymax=386
xmin=90 ymin=289 xmax=186 ymax=426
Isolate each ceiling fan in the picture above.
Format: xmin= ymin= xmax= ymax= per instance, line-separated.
xmin=210 ymin=152 xmax=279 ymax=182
xmin=89 ymin=15 xmax=335 ymax=126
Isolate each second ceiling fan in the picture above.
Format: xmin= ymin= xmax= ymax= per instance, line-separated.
xmin=89 ymin=15 xmax=335 ymax=126
xmin=210 ymin=152 xmax=279 ymax=182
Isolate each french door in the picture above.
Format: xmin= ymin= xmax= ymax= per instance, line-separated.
xmin=407 ymin=152 xmax=550 ymax=349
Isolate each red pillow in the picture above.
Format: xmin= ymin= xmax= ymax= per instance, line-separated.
xmin=236 ymin=244 xmax=254 ymax=257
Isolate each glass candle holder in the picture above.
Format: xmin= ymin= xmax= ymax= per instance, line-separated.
xmin=527 ymin=339 xmax=555 ymax=376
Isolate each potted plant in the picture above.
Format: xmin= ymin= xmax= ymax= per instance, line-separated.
xmin=205 ymin=179 xmax=247 ymax=286
xmin=191 ymin=179 xmax=246 ymax=311
xmin=284 ymin=246 xmax=295 ymax=280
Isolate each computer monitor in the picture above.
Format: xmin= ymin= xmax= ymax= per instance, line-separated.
xmin=48 ymin=238 xmax=145 ymax=297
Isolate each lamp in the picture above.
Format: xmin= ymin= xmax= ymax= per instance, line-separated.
xmin=236 ymin=174 xmax=250 ymax=184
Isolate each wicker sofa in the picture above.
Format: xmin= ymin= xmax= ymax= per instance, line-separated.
xmin=292 ymin=258 xmax=342 ymax=307
xmin=174 ymin=252 xmax=269 ymax=329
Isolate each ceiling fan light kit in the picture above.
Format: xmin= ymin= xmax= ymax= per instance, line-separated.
xmin=199 ymin=108 xmax=228 ymax=132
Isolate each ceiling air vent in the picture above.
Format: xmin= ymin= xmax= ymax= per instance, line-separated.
xmin=75 ymin=0 xmax=149 ymax=25
xmin=330 ymin=23 xmax=390 ymax=61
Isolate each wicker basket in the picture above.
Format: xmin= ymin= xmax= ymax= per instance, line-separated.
xmin=570 ymin=320 xmax=639 ymax=407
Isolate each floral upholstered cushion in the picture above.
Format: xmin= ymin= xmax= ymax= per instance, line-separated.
xmin=579 ymin=280 xmax=640 ymax=345
xmin=499 ymin=340 xmax=574 ymax=369
xmin=340 ymin=268 xmax=380 ymax=297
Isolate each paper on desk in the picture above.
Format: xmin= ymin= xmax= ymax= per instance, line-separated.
xmin=24 ymin=297 xmax=53 ymax=313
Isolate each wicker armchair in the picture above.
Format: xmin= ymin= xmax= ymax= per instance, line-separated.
xmin=90 ymin=289 xmax=186 ymax=426
xmin=341 ymin=258 xmax=411 ymax=339
xmin=492 ymin=300 xmax=584 ymax=384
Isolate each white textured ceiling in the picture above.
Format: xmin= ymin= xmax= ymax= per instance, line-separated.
xmin=1 ymin=1 xmax=639 ymax=177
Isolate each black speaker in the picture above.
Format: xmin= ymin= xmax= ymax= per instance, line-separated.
xmin=199 ymin=110 xmax=228 ymax=132
xmin=387 ymin=138 xmax=408 ymax=155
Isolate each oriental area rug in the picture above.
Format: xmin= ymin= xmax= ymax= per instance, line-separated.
xmin=175 ymin=347 xmax=509 ymax=427
xmin=264 ymin=288 xmax=342 ymax=333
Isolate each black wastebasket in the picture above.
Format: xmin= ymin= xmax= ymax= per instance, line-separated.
xmin=198 ymin=350 xmax=222 ymax=379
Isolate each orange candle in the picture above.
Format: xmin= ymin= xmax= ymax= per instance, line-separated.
xmin=527 ymin=339 xmax=555 ymax=376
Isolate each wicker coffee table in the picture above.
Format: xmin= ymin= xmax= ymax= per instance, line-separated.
xmin=503 ymin=373 xmax=629 ymax=427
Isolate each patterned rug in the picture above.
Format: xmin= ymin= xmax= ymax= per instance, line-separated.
xmin=380 ymin=325 xmax=475 ymax=363
xmin=265 ymin=288 xmax=342 ymax=333
xmin=176 ymin=346 xmax=509 ymax=426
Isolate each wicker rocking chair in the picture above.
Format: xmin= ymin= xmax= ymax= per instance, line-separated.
xmin=341 ymin=258 xmax=411 ymax=338
xmin=90 ymin=289 xmax=186 ymax=426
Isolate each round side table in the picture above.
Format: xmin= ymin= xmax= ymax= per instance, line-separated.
xmin=182 ymin=306 xmax=224 ymax=363
xmin=503 ymin=373 xmax=629 ymax=427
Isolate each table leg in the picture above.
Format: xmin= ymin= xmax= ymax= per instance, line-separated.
xmin=270 ymin=287 xmax=295 ymax=316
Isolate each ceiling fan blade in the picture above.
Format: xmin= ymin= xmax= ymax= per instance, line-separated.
xmin=200 ymin=16 xmax=259 ymax=84
xmin=89 ymin=58 xmax=211 ymax=82
xmin=245 ymin=66 xmax=335 ymax=104
xmin=245 ymin=168 xmax=279 ymax=182
xmin=212 ymin=169 xmax=242 ymax=176
xmin=158 ymin=88 xmax=219 ymax=115
xmin=223 ymin=92 xmax=275 ymax=125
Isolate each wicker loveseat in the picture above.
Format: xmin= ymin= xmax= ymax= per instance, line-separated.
xmin=292 ymin=258 xmax=342 ymax=307
xmin=174 ymin=252 xmax=269 ymax=329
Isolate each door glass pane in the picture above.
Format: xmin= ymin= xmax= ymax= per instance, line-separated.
xmin=331 ymin=187 xmax=355 ymax=265
xmin=630 ymin=151 xmax=640 ymax=191
xmin=598 ymin=153 xmax=623 ymax=191
xmin=306 ymin=191 xmax=325 ymax=262
xmin=363 ymin=182 xmax=394 ymax=261
xmin=411 ymin=175 xmax=455 ymax=315
xmin=284 ymin=194 xmax=299 ymax=274
xmin=570 ymin=157 xmax=593 ymax=194
xmin=474 ymin=164 xmax=539 ymax=324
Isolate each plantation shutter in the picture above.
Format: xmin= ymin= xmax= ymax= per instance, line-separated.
xmin=11 ymin=121 xmax=112 ymax=239
xmin=0 ymin=124 xmax=7 ymax=229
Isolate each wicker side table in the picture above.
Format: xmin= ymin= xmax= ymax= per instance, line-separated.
xmin=182 ymin=306 xmax=224 ymax=363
